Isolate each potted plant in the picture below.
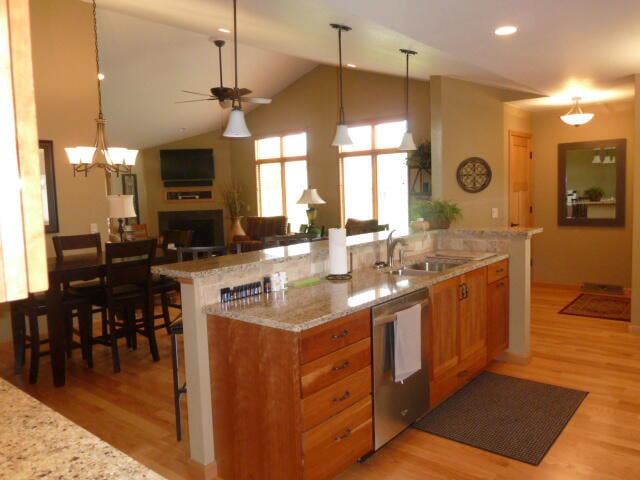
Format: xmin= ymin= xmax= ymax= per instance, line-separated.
xmin=406 ymin=142 xmax=431 ymax=194
xmin=221 ymin=183 xmax=248 ymax=243
xmin=584 ymin=186 xmax=605 ymax=202
xmin=410 ymin=199 xmax=462 ymax=230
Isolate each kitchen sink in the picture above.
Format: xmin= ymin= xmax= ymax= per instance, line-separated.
xmin=389 ymin=256 xmax=468 ymax=275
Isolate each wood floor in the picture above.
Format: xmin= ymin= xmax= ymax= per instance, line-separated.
xmin=2 ymin=286 xmax=640 ymax=479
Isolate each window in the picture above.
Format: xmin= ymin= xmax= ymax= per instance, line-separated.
xmin=255 ymin=132 xmax=308 ymax=232
xmin=339 ymin=120 xmax=409 ymax=231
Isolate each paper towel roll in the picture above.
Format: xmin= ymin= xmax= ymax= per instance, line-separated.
xmin=328 ymin=228 xmax=348 ymax=275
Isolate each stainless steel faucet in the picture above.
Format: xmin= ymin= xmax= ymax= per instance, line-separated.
xmin=386 ymin=230 xmax=408 ymax=267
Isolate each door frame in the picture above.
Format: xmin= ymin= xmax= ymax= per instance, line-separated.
xmin=508 ymin=130 xmax=533 ymax=228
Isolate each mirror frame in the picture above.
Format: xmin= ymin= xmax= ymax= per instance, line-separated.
xmin=557 ymin=138 xmax=626 ymax=227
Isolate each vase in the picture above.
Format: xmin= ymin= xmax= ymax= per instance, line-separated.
xmin=228 ymin=217 xmax=246 ymax=244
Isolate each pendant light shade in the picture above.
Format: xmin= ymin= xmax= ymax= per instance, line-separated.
xmin=224 ymin=108 xmax=251 ymax=138
xmin=223 ymin=0 xmax=252 ymax=138
xmin=399 ymin=49 xmax=417 ymax=151
xmin=560 ymin=97 xmax=594 ymax=126
xmin=331 ymin=23 xmax=353 ymax=147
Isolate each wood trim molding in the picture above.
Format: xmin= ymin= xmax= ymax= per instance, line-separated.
xmin=497 ymin=350 xmax=532 ymax=365
xmin=187 ymin=459 xmax=218 ymax=480
xmin=628 ymin=324 xmax=640 ymax=335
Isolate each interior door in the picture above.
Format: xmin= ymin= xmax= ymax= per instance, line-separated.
xmin=509 ymin=131 xmax=533 ymax=228
xmin=429 ymin=277 xmax=459 ymax=379
xmin=459 ymin=268 xmax=487 ymax=362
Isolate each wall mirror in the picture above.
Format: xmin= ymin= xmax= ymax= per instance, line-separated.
xmin=39 ymin=140 xmax=59 ymax=233
xmin=558 ymin=138 xmax=626 ymax=227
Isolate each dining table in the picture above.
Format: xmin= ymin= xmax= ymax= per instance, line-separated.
xmin=38 ymin=249 xmax=176 ymax=387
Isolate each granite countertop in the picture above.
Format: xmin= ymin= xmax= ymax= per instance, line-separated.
xmin=0 ymin=378 xmax=163 ymax=480
xmin=445 ymin=226 xmax=543 ymax=238
xmin=205 ymin=252 xmax=509 ymax=332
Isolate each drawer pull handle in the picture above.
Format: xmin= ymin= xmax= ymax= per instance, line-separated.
xmin=331 ymin=329 xmax=349 ymax=340
xmin=335 ymin=428 xmax=352 ymax=442
xmin=333 ymin=391 xmax=351 ymax=403
xmin=496 ymin=282 xmax=505 ymax=288
xmin=332 ymin=361 xmax=351 ymax=372
xmin=495 ymin=268 xmax=505 ymax=273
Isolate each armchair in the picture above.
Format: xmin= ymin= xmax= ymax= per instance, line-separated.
xmin=231 ymin=216 xmax=288 ymax=252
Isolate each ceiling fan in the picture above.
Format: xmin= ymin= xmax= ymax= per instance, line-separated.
xmin=178 ymin=37 xmax=272 ymax=109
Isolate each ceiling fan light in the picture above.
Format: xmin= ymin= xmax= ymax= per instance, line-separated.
xmin=398 ymin=131 xmax=416 ymax=151
xmin=224 ymin=108 xmax=251 ymax=138
xmin=332 ymin=123 xmax=353 ymax=147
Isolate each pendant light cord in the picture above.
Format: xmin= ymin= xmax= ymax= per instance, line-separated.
xmin=337 ymin=27 xmax=345 ymax=123
xmin=233 ymin=0 xmax=241 ymax=109
xmin=405 ymin=52 xmax=409 ymax=121
xmin=92 ymin=0 xmax=103 ymax=119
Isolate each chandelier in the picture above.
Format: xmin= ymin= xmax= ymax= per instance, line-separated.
xmin=65 ymin=0 xmax=137 ymax=176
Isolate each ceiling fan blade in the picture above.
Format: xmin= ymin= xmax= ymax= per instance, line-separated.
xmin=181 ymin=89 xmax=215 ymax=98
xmin=236 ymin=88 xmax=252 ymax=97
xmin=243 ymin=97 xmax=272 ymax=105
xmin=176 ymin=98 xmax=215 ymax=104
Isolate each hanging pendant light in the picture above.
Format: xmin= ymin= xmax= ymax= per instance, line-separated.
xmin=65 ymin=0 xmax=137 ymax=177
xmin=592 ymin=148 xmax=602 ymax=164
xmin=331 ymin=23 xmax=353 ymax=147
xmin=223 ymin=0 xmax=251 ymax=138
xmin=398 ymin=49 xmax=417 ymax=151
xmin=560 ymin=97 xmax=594 ymax=126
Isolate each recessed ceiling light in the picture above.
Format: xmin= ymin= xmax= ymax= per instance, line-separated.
xmin=218 ymin=27 xmax=231 ymax=34
xmin=494 ymin=25 xmax=517 ymax=36
xmin=347 ymin=63 xmax=357 ymax=68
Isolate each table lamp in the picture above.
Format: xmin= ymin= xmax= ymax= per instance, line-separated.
xmin=107 ymin=194 xmax=137 ymax=242
xmin=297 ymin=188 xmax=325 ymax=235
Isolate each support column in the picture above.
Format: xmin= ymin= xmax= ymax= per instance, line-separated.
xmin=180 ymin=279 xmax=216 ymax=472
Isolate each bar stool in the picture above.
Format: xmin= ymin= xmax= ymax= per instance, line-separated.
xmin=170 ymin=319 xmax=187 ymax=441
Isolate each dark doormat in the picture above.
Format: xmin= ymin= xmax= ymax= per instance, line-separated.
xmin=413 ymin=372 xmax=587 ymax=465
xmin=560 ymin=293 xmax=630 ymax=322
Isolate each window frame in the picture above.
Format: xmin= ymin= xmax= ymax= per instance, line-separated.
xmin=338 ymin=117 xmax=408 ymax=226
xmin=255 ymin=130 xmax=308 ymax=219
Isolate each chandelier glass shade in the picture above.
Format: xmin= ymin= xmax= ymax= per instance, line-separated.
xmin=560 ymin=97 xmax=594 ymax=126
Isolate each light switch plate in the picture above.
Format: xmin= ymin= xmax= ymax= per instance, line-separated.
xmin=491 ymin=208 xmax=499 ymax=219
xmin=90 ymin=223 xmax=99 ymax=234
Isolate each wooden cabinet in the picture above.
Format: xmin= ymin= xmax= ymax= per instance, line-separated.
xmin=429 ymin=267 xmax=488 ymax=408
xmin=487 ymin=273 xmax=509 ymax=360
xmin=209 ymin=309 xmax=373 ymax=480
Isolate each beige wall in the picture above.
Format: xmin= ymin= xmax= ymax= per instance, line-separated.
xmin=139 ymin=133 xmax=233 ymax=238
xmin=230 ymin=64 xmax=430 ymax=229
xmin=430 ymin=76 xmax=525 ymax=227
xmin=531 ymin=101 xmax=634 ymax=287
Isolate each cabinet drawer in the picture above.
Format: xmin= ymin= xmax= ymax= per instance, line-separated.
xmin=303 ymin=396 xmax=373 ymax=480
xmin=429 ymin=347 xmax=486 ymax=408
xmin=301 ymin=309 xmax=371 ymax=364
xmin=301 ymin=339 xmax=371 ymax=397
xmin=302 ymin=367 xmax=371 ymax=431
xmin=487 ymin=260 xmax=508 ymax=284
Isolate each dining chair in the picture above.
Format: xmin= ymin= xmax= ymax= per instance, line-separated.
xmin=91 ymin=239 xmax=159 ymax=373
xmin=123 ymin=223 xmax=149 ymax=241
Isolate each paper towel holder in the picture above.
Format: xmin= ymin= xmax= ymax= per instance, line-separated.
xmin=326 ymin=251 xmax=353 ymax=281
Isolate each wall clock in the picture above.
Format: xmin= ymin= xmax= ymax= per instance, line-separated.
xmin=456 ymin=157 xmax=492 ymax=193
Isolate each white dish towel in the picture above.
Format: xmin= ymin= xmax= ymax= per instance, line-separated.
xmin=393 ymin=304 xmax=422 ymax=383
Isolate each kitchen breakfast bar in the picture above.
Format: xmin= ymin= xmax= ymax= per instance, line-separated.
xmin=152 ymin=227 xmax=542 ymax=478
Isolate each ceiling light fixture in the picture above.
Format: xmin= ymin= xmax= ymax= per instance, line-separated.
xmin=223 ymin=0 xmax=251 ymax=138
xmin=494 ymin=25 xmax=517 ymax=36
xmin=331 ymin=23 xmax=353 ymax=147
xmin=560 ymin=97 xmax=594 ymax=126
xmin=65 ymin=0 xmax=137 ymax=177
xmin=398 ymin=48 xmax=417 ymax=151
xmin=218 ymin=27 xmax=231 ymax=34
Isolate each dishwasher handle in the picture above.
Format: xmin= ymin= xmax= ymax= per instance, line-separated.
xmin=373 ymin=297 xmax=429 ymax=326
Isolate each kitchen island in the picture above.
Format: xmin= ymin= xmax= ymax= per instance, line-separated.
xmin=153 ymin=227 xmax=542 ymax=475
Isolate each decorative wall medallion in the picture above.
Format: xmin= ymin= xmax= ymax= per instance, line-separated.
xmin=456 ymin=157 xmax=492 ymax=193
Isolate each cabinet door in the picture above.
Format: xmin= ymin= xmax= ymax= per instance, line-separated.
xmin=429 ymin=277 xmax=460 ymax=379
xmin=459 ymin=267 xmax=487 ymax=363
xmin=487 ymin=278 xmax=509 ymax=360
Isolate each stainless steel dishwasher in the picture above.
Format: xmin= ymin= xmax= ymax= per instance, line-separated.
xmin=372 ymin=288 xmax=430 ymax=450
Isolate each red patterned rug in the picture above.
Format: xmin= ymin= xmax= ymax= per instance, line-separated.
xmin=559 ymin=294 xmax=630 ymax=322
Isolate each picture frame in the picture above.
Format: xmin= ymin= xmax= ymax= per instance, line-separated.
xmin=39 ymin=140 xmax=59 ymax=233
xmin=121 ymin=173 xmax=140 ymax=224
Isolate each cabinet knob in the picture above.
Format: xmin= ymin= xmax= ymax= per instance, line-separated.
xmin=331 ymin=329 xmax=349 ymax=340
xmin=335 ymin=428 xmax=352 ymax=442
xmin=332 ymin=361 xmax=351 ymax=372
xmin=333 ymin=391 xmax=351 ymax=403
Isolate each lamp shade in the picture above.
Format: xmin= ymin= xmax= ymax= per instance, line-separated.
xmin=297 ymin=188 xmax=326 ymax=205
xmin=223 ymin=108 xmax=251 ymax=138
xmin=332 ymin=123 xmax=353 ymax=146
xmin=107 ymin=194 xmax=136 ymax=218
xmin=398 ymin=131 xmax=416 ymax=151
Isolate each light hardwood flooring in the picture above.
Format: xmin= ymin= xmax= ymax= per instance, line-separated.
xmin=2 ymin=286 xmax=640 ymax=479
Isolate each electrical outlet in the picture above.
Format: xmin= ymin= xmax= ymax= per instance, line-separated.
xmin=491 ymin=208 xmax=499 ymax=219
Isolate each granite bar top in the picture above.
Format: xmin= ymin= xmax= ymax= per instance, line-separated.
xmin=154 ymin=227 xmax=539 ymax=280
xmin=0 ymin=378 xmax=163 ymax=479
xmin=205 ymin=253 xmax=509 ymax=332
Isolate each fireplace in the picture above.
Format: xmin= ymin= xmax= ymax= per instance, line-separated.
xmin=158 ymin=210 xmax=224 ymax=247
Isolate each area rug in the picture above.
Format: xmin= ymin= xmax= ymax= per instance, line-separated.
xmin=413 ymin=372 xmax=587 ymax=466
xmin=559 ymin=293 xmax=630 ymax=322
